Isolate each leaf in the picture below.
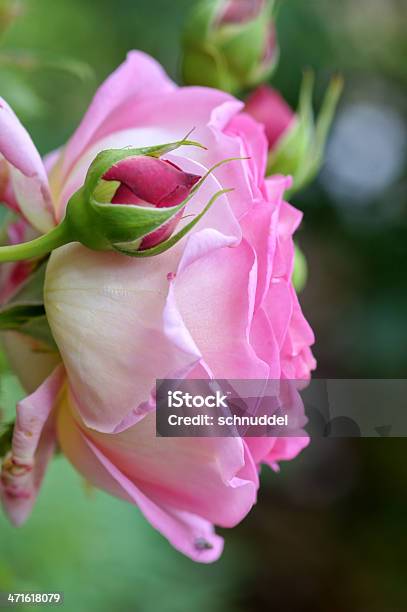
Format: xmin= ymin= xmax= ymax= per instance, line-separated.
xmin=0 ymin=262 xmax=58 ymax=349
xmin=0 ymin=303 xmax=45 ymax=330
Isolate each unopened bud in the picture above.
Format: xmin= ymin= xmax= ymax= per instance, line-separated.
xmin=182 ymin=0 xmax=278 ymax=95
xmin=245 ymin=73 xmax=343 ymax=192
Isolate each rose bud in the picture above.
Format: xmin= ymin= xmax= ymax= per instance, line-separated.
xmin=0 ymin=137 xmax=229 ymax=262
xmin=245 ymin=73 xmax=343 ymax=192
xmin=245 ymin=85 xmax=295 ymax=151
xmin=182 ymin=0 xmax=278 ymax=95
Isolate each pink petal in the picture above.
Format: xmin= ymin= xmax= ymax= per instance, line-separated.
xmin=250 ymin=307 xmax=281 ymax=379
xmin=106 ymin=156 xmax=200 ymax=206
xmin=83 ymin=411 xmax=257 ymax=529
xmin=225 ymin=111 xmax=268 ymax=192
xmin=0 ymin=220 xmax=33 ymax=305
xmin=57 ymin=396 xmax=257 ymax=562
xmin=174 ymin=230 xmax=269 ymax=379
xmin=0 ymin=97 xmax=55 ymax=232
xmin=60 ymin=51 xmax=175 ymax=181
xmin=281 ymin=287 xmax=316 ymax=380
xmin=2 ymin=331 xmax=61 ymax=394
xmin=0 ymin=365 xmax=65 ymax=525
xmin=53 ymin=93 xmax=240 ymax=220
xmin=44 ymin=243 xmax=202 ymax=433
xmin=263 ymin=279 xmax=293 ymax=349
xmin=240 ymin=200 xmax=278 ymax=309
xmin=265 ymin=436 xmax=310 ymax=471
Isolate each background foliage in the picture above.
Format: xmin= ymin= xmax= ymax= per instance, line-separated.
xmin=0 ymin=1 xmax=406 ymax=610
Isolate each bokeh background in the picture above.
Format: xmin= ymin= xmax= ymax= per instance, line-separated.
xmin=0 ymin=0 xmax=406 ymax=610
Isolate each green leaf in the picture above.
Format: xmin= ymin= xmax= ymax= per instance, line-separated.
xmin=0 ymin=303 xmax=45 ymax=330
xmin=0 ymin=262 xmax=58 ymax=349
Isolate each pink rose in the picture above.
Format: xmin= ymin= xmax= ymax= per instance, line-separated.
xmin=0 ymin=51 xmax=315 ymax=562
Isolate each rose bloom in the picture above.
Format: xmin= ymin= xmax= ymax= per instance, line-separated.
xmin=0 ymin=51 xmax=315 ymax=562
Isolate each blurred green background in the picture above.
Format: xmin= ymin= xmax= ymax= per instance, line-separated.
xmin=0 ymin=1 xmax=406 ymax=610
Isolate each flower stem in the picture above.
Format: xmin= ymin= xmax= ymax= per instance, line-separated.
xmin=0 ymin=222 xmax=70 ymax=263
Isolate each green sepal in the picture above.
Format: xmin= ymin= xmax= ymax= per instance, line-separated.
xmin=81 ymin=135 xmax=206 ymax=197
xmin=216 ymin=0 xmax=275 ymax=86
xmin=114 ymin=188 xmax=232 ymax=257
xmin=267 ymin=72 xmax=343 ymax=194
xmin=0 ymin=303 xmax=45 ymax=329
xmin=183 ymin=0 xmax=222 ymax=45
xmin=66 ymin=186 xmax=189 ymax=250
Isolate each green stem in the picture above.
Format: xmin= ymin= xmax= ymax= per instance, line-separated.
xmin=0 ymin=222 xmax=70 ymax=263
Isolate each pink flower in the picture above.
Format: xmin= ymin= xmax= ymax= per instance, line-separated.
xmin=0 ymin=51 xmax=315 ymax=562
xmin=245 ymin=84 xmax=295 ymax=151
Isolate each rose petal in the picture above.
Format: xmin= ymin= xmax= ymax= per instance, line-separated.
xmin=57 ymin=392 xmax=256 ymax=562
xmin=0 ymin=365 xmax=64 ymax=525
xmin=44 ymin=243 xmax=201 ymax=433
xmin=173 ymin=230 xmax=269 ymax=379
xmin=59 ymin=51 xmax=175 ymax=182
xmin=0 ymin=98 xmax=55 ymax=232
